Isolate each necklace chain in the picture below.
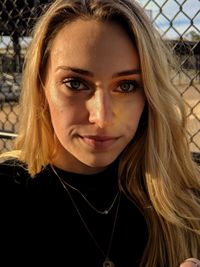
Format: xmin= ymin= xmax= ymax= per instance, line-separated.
xmin=51 ymin=165 xmax=119 ymax=215
xmin=51 ymin=165 xmax=121 ymax=266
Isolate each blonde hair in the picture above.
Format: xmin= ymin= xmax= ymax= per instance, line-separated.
xmin=2 ymin=0 xmax=200 ymax=266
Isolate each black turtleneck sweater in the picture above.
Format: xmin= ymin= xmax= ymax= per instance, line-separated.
xmin=0 ymin=159 xmax=148 ymax=267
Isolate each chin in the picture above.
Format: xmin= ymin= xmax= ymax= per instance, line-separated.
xmin=81 ymin=156 xmax=117 ymax=169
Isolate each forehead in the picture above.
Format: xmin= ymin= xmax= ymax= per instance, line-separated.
xmin=49 ymin=19 xmax=140 ymax=70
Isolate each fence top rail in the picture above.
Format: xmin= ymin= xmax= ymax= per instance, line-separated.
xmin=0 ymin=131 xmax=17 ymax=139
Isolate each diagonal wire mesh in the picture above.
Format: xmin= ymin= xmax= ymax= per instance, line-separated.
xmin=0 ymin=0 xmax=200 ymax=152
xmin=137 ymin=0 xmax=200 ymax=152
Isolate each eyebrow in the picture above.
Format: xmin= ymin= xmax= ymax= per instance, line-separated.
xmin=56 ymin=66 xmax=141 ymax=77
xmin=112 ymin=69 xmax=141 ymax=78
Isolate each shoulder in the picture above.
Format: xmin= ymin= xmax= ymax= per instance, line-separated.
xmin=0 ymin=158 xmax=30 ymax=187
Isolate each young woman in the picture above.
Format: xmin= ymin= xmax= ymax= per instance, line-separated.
xmin=0 ymin=1 xmax=199 ymax=266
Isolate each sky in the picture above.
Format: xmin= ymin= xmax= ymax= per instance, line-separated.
xmin=0 ymin=0 xmax=200 ymax=48
xmin=136 ymin=0 xmax=200 ymax=39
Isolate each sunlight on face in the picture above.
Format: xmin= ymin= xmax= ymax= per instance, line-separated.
xmin=45 ymin=19 xmax=146 ymax=174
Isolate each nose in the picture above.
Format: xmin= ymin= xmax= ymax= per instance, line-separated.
xmin=87 ymin=90 xmax=114 ymax=128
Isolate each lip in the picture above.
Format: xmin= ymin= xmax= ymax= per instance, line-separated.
xmin=80 ymin=135 xmax=120 ymax=150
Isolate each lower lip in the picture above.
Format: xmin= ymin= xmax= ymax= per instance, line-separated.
xmin=81 ymin=136 xmax=119 ymax=150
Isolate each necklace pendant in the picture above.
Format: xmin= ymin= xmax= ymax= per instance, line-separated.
xmin=103 ymin=260 xmax=115 ymax=267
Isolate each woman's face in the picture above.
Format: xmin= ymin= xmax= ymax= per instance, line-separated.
xmin=45 ymin=19 xmax=146 ymax=174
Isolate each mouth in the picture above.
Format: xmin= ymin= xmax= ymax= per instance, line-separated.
xmin=80 ymin=135 xmax=120 ymax=150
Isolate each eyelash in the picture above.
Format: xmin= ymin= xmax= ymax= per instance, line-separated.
xmin=62 ymin=77 xmax=141 ymax=93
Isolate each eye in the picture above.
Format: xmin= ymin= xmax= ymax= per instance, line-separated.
xmin=62 ymin=78 xmax=87 ymax=91
xmin=118 ymin=80 xmax=141 ymax=93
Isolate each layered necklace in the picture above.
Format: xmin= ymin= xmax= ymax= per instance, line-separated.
xmin=51 ymin=165 xmax=121 ymax=267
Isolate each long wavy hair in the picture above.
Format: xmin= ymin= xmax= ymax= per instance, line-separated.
xmin=2 ymin=0 xmax=200 ymax=266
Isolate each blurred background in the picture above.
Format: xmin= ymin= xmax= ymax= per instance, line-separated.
xmin=0 ymin=0 xmax=199 ymax=153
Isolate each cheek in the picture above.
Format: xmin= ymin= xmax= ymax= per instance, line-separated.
xmin=45 ymin=85 xmax=84 ymax=124
xmin=49 ymin=104 xmax=80 ymax=129
xmin=47 ymin=96 xmax=88 ymax=134
xmin=124 ymin=98 xmax=146 ymax=133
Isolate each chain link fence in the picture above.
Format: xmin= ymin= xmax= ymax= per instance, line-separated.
xmin=0 ymin=0 xmax=200 ymax=153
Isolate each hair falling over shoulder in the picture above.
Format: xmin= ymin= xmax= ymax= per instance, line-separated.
xmin=1 ymin=0 xmax=199 ymax=266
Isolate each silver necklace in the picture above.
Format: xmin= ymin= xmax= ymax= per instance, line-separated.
xmin=51 ymin=165 xmax=121 ymax=267
xmin=51 ymin=165 xmax=119 ymax=215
